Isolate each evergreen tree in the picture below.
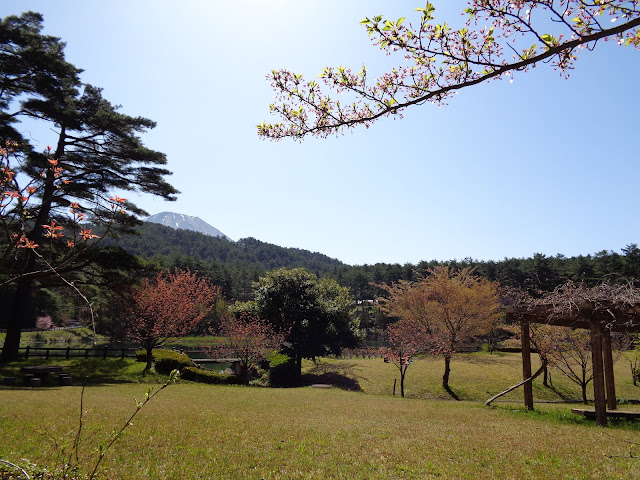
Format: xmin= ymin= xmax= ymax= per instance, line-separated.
xmin=250 ymin=267 xmax=361 ymax=379
xmin=0 ymin=12 xmax=177 ymax=361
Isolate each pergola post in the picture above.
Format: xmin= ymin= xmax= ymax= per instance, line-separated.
xmin=521 ymin=320 xmax=534 ymax=411
xmin=589 ymin=320 xmax=607 ymax=426
xmin=602 ymin=329 xmax=617 ymax=411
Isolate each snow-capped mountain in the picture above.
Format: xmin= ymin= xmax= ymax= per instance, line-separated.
xmin=144 ymin=212 xmax=232 ymax=240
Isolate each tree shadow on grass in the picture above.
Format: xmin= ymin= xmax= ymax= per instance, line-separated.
xmin=63 ymin=359 xmax=163 ymax=386
xmin=444 ymin=384 xmax=460 ymax=401
xmin=301 ymin=361 xmax=363 ymax=392
xmin=542 ymin=383 xmax=574 ymax=401
xmin=462 ymin=353 xmax=515 ymax=365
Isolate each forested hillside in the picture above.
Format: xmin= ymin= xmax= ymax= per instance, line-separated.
xmin=105 ymin=222 xmax=347 ymax=300
xmin=7 ymin=218 xmax=639 ymax=332
xmin=109 ymin=223 xmax=640 ymax=304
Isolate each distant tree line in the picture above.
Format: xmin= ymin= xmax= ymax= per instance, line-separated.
xmin=107 ymin=223 xmax=640 ymax=304
xmin=6 ymin=217 xmax=640 ymax=335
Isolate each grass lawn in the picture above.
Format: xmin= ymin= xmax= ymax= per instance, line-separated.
xmin=0 ymin=329 xmax=224 ymax=354
xmin=0 ymin=328 xmax=110 ymax=348
xmin=304 ymin=351 xmax=640 ymax=403
xmin=1 ymin=352 xmax=640 ymax=479
xmin=0 ymin=357 xmax=167 ymax=385
xmin=1 ymin=384 xmax=640 ymax=479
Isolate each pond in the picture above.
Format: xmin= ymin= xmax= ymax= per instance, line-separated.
xmin=198 ymin=361 xmax=232 ymax=372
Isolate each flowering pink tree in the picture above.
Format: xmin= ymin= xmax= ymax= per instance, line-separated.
xmin=208 ymin=312 xmax=284 ymax=385
xmin=382 ymin=320 xmax=423 ymax=398
xmin=259 ymin=1 xmax=640 ymax=140
xmin=381 ymin=319 xmax=449 ymax=397
xmin=127 ymin=268 xmax=219 ymax=372
xmin=35 ymin=315 xmax=53 ymax=331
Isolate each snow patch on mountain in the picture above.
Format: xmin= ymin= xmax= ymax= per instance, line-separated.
xmin=144 ymin=212 xmax=232 ymax=240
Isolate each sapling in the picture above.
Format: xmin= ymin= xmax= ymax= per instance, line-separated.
xmin=0 ymin=370 xmax=180 ymax=480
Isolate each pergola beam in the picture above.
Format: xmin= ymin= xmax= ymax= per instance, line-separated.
xmin=602 ymin=329 xmax=617 ymax=411
xmin=521 ymin=320 xmax=534 ymax=411
xmin=502 ymin=283 xmax=640 ymax=424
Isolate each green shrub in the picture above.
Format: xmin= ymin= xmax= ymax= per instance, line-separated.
xmin=268 ymin=352 xmax=299 ymax=387
xmin=181 ymin=366 xmax=240 ymax=385
xmin=135 ymin=349 xmax=194 ymax=374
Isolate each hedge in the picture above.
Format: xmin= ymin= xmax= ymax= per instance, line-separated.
xmin=181 ymin=366 xmax=241 ymax=385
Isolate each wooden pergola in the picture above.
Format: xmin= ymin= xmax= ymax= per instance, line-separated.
xmin=502 ymin=283 xmax=640 ymax=426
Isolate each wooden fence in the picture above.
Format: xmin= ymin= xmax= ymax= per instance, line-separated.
xmin=20 ymin=346 xmax=138 ymax=360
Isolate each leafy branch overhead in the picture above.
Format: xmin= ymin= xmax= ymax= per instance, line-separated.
xmin=258 ymin=0 xmax=640 ymax=140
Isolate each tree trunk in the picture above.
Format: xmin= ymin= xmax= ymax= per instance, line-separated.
xmin=145 ymin=346 xmax=154 ymax=372
xmin=400 ymin=370 xmax=405 ymax=398
xmin=443 ymin=354 xmax=451 ymax=390
xmin=240 ymin=363 xmax=250 ymax=385
xmin=294 ymin=353 xmax=303 ymax=383
xmin=542 ymin=364 xmax=548 ymax=387
xmin=581 ymin=382 xmax=588 ymax=404
xmin=1 ymin=278 xmax=33 ymax=361
xmin=1 ymin=139 xmax=61 ymax=362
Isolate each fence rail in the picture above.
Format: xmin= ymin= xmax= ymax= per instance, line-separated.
xmin=0 ymin=326 xmax=83 ymax=334
xmin=19 ymin=346 xmax=138 ymax=360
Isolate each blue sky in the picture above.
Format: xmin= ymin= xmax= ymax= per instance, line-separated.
xmin=2 ymin=1 xmax=639 ymax=266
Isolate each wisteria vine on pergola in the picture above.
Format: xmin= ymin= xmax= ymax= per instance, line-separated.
xmin=501 ymin=280 xmax=640 ymax=332
xmin=258 ymin=1 xmax=640 ymax=141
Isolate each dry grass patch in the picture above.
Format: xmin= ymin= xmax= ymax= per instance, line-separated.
xmin=309 ymin=352 xmax=640 ymax=402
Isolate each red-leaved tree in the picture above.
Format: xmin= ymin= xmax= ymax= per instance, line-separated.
xmin=207 ymin=312 xmax=284 ymax=385
xmin=127 ymin=268 xmax=219 ymax=372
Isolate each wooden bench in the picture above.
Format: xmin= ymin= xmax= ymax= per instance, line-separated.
xmin=21 ymin=365 xmax=63 ymax=378
xmin=571 ymin=408 xmax=640 ymax=420
xmin=21 ymin=365 xmax=64 ymax=385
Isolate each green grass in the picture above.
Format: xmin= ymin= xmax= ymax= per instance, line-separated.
xmin=0 ymin=327 xmax=111 ymax=348
xmin=1 ymin=384 xmax=640 ymax=479
xmin=0 ymin=357 xmax=166 ymax=385
xmin=309 ymin=351 xmax=640 ymax=402
xmin=165 ymin=335 xmax=225 ymax=348
xmin=0 ymin=329 xmax=224 ymax=352
xmin=2 ymin=352 xmax=640 ymax=479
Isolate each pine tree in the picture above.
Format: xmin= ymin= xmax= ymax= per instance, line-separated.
xmin=0 ymin=12 xmax=178 ymax=361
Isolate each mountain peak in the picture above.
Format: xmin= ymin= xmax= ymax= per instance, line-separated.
xmin=144 ymin=212 xmax=232 ymax=240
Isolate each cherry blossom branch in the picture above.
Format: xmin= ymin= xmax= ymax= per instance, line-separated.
xmin=259 ymin=1 xmax=640 ymax=140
